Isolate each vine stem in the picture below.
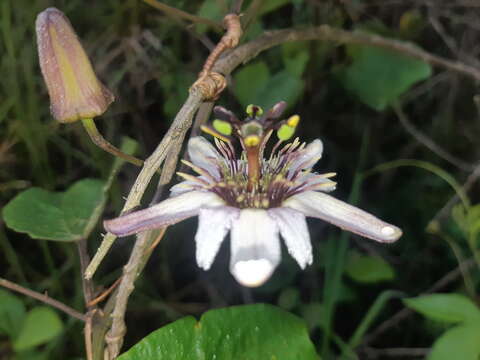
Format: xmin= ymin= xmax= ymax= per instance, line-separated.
xmin=81 ymin=118 xmax=144 ymax=167
xmin=0 ymin=277 xmax=86 ymax=321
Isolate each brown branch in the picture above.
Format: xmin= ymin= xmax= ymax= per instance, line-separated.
xmin=0 ymin=277 xmax=86 ymax=322
xmin=142 ymin=0 xmax=222 ymax=31
xmin=214 ymin=25 xmax=480 ymax=81
xmin=78 ymin=239 xmax=96 ymax=360
xmin=87 ymin=277 xmax=122 ymax=308
xmin=105 ymin=229 xmax=166 ymax=358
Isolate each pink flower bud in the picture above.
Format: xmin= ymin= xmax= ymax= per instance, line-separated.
xmin=36 ymin=7 xmax=114 ymax=123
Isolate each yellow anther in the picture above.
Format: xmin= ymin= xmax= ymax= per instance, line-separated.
xmin=244 ymin=135 xmax=260 ymax=147
xmin=287 ymin=115 xmax=300 ymax=128
xmin=212 ymin=119 xmax=232 ymax=136
xmin=236 ymin=194 xmax=245 ymax=203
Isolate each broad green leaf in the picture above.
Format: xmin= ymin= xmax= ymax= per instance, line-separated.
xmin=344 ymin=253 xmax=395 ymax=283
xmin=0 ymin=289 xmax=26 ymax=339
xmin=13 ymin=307 xmax=63 ymax=351
xmin=284 ymin=51 xmax=309 ymax=76
xmin=3 ymin=137 xmax=137 ymax=242
xmin=403 ymin=293 xmax=480 ymax=324
xmin=196 ymin=0 xmax=222 ymax=33
xmin=235 ymin=60 xmax=304 ymax=110
xmin=3 ymin=179 xmax=105 ymax=241
xmin=428 ymin=323 xmax=480 ymax=360
xmin=336 ymin=42 xmax=431 ymax=111
xmin=119 ymin=304 xmax=320 ymax=360
xmin=282 ymin=42 xmax=310 ymax=76
xmin=234 ymin=61 xmax=270 ymax=108
xmin=255 ymin=70 xmax=304 ymax=110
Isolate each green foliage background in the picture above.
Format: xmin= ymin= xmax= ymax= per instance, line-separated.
xmin=1 ymin=0 xmax=480 ymax=359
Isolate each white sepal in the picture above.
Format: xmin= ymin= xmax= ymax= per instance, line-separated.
xmin=284 ymin=191 xmax=402 ymax=243
xmin=104 ymin=191 xmax=224 ymax=236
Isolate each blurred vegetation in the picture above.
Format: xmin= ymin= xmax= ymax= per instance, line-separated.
xmin=1 ymin=0 xmax=480 ymax=359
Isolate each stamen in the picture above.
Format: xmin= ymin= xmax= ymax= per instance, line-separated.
xmin=180 ymin=159 xmax=217 ymax=182
xmin=176 ymin=172 xmax=210 ymax=185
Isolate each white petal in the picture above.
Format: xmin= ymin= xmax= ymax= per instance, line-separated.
xmin=268 ymin=208 xmax=312 ymax=268
xmin=188 ymin=137 xmax=222 ymax=177
xmin=104 ymin=191 xmax=224 ymax=236
xmin=284 ymin=191 xmax=402 ymax=243
xmin=289 ymin=139 xmax=323 ymax=174
xmin=230 ymin=209 xmax=281 ymax=287
xmin=195 ymin=206 xmax=239 ymax=270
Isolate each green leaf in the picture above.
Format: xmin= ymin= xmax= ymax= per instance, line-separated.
xmin=234 ymin=60 xmax=305 ymax=110
xmin=196 ymin=0 xmax=222 ymax=33
xmin=234 ymin=61 xmax=270 ymax=108
xmin=403 ymin=293 xmax=480 ymax=324
xmin=282 ymin=42 xmax=310 ymax=76
xmin=3 ymin=136 xmax=136 ymax=242
xmin=119 ymin=304 xmax=320 ymax=360
xmin=3 ymin=179 xmax=105 ymax=241
xmin=254 ymin=70 xmax=304 ymax=110
xmin=0 ymin=289 xmax=26 ymax=339
xmin=428 ymin=323 xmax=480 ymax=360
xmin=344 ymin=253 xmax=395 ymax=284
xmin=284 ymin=51 xmax=309 ymax=76
xmin=336 ymin=42 xmax=431 ymax=111
xmin=13 ymin=307 xmax=63 ymax=351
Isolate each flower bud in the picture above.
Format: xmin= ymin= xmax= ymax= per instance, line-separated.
xmin=36 ymin=7 xmax=114 ymax=123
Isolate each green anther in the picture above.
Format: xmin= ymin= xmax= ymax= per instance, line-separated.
xmin=212 ymin=119 xmax=232 ymax=135
xmin=277 ymin=124 xmax=295 ymax=141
